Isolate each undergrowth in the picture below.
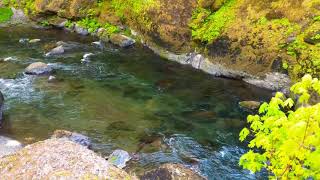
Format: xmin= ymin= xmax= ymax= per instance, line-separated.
xmin=0 ymin=7 xmax=13 ymax=23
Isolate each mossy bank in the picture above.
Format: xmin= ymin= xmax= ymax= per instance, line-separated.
xmin=1 ymin=0 xmax=320 ymax=90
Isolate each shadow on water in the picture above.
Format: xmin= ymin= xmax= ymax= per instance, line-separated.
xmin=0 ymin=26 xmax=272 ymax=179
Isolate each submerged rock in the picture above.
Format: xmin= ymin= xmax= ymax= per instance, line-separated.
xmin=0 ymin=136 xmax=22 ymax=158
xmin=239 ymin=101 xmax=261 ymax=111
xmin=25 ymin=62 xmax=52 ymax=75
xmin=81 ymin=53 xmax=94 ymax=63
xmin=45 ymin=45 xmax=65 ymax=56
xmin=141 ymin=163 xmax=205 ymax=180
xmin=0 ymin=138 xmax=134 ymax=179
xmin=48 ymin=75 xmax=57 ymax=83
xmin=19 ymin=38 xmax=29 ymax=44
xmin=29 ymin=39 xmax=41 ymax=43
xmin=108 ymin=149 xmax=131 ymax=169
xmin=51 ymin=130 xmax=92 ymax=148
xmin=110 ymin=34 xmax=135 ymax=48
xmin=92 ymin=41 xmax=104 ymax=49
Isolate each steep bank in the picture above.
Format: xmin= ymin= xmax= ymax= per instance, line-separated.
xmin=2 ymin=0 xmax=319 ymax=90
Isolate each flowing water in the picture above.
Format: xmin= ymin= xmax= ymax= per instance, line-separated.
xmin=0 ymin=26 xmax=272 ymax=179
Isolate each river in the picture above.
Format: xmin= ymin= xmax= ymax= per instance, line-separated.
xmin=0 ymin=26 xmax=272 ymax=179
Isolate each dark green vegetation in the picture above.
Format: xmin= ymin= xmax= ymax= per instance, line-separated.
xmin=0 ymin=7 xmax=13 ymax=23
xmin=240 ymin=75 xmax=320 ymax=179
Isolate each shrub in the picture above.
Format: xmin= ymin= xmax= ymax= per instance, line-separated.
xmin=239 ymin=74 xmax=320 ymax=179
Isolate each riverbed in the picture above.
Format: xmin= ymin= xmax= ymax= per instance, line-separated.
xmin=0 ymin=26 xmax=272 ymax=179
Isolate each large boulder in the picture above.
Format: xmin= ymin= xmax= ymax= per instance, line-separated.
xmin=0 ymin=136 xmax=22 ymax=158
xmin=74 ymin=24 xmax=89 ymax=36
xmin=0 ymin=138 xmax=135 ymax=179
xmin=34 ymin=0 xmax=96 ymax=18
xmin=25 ymin=62 xmax=52 ymax=75
xmin=45 ymin=45 xmax=65 ymax=56
xmin=51 ymin=130 xmax=91 ymax=148
xmin=141 ymin=163 xmax=205 ymax=180
xmin=109 ymin=34 xmax=135 ymax=48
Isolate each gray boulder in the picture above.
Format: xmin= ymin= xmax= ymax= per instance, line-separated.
xmin=51 ymin=130 xmax=91 ymax=148
xmin=25 ymin=62 xmax=52 ymax=75
xmin=0 ymin=136 xmax=23 ymax=158
xmin=110 ymin=34 xmax=135 ymax=48
xmin=107 ymin=149 xmax=131 ymax=169
xmin=45 ymin=45 xmax=65 ymax=56
xmin=75 ymin=24 xmax=89 ymax=36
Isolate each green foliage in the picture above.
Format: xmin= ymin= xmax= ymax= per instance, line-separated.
xmin=40 ymin=20 xmax=49 ymax=27
xmin=77 ymin=18 xmax=101 ymax=33
xmin=314 ymin=16 xmax=320 ymax=22
xmin=0 ymin=7 xmax=13 ymax=23
xmin=239 ymin=74 xmax=320 ymax=179
xmin=103 ymin=22 xmax=120 ymax=36
xmin=65 ymin=20 xmax=74 ymax=29
xmin=282 ymin=62 xmax=289 ymax=70
xmin=190 ymin=0 xmax=236 ymax=43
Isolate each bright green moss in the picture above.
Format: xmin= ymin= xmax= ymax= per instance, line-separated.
xmin=0 ymin=7 xmax=13 ymax=23
xmin=104 ymin=22 xmax=120 ymax=35
xmin=109 ymin=0 xmax=158 ymax=30
xmin=190 ymin=0 xmax=236 ymax=43
xmin=77 ymin=18 xmax=101 ymax=33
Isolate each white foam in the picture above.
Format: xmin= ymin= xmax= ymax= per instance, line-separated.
xmin=5 ymin=140 xmax=21 ymax=147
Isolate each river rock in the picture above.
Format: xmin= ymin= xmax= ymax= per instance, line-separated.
xmin=45 ymin=45 xmax=65 ymax=56
xmin=92 ymin=41 xmax=104 ymax=49
xmin=0 ymin=138 xmax=134 ymax=179
xmin=51 ymin=129 xmax=91 ymax=148
xmin=81 ymin=53 xmax=94 ymax=63
xmin=48 ymin=75 xmax=57 ymax=83
xmin=25 ymin=62 xmax=52 ymax=75
xmin=75 ymin=24 xmax=89 ymax=36
xmin=19 ymin=38 xmax=29 ymax=43
xmin=0 ymin=136 xmax=22 ymax=158
xmin=10 ymin=8 xmax=28 ymax=24
xmin=107 ymin=149 xmax=131 ymax=169
xmin=29 ymin=39 xmax=41 ymax=43
xmin=141 ymin=163 xmax=205 ymax=180
xmin=110 ymin=34 xmax=135 ymax=48
xmin=239 ymin=101 xmax=261 ymax=111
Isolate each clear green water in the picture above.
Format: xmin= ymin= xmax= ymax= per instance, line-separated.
xmin=0 ymin=26 xmax=272 ymax=179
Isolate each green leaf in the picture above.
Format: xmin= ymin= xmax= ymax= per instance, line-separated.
xmin=239 ymin=128 xmax=250 ymax=142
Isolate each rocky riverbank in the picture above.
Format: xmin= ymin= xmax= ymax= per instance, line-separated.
xmin=1 ymin=4 xmax=297 ymax=92
xmin=0 ymin=133 xmax=205 ymax=179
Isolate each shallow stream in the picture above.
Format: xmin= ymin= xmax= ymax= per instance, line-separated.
xmin=0 ymin=26 xmax=272 ymax=179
